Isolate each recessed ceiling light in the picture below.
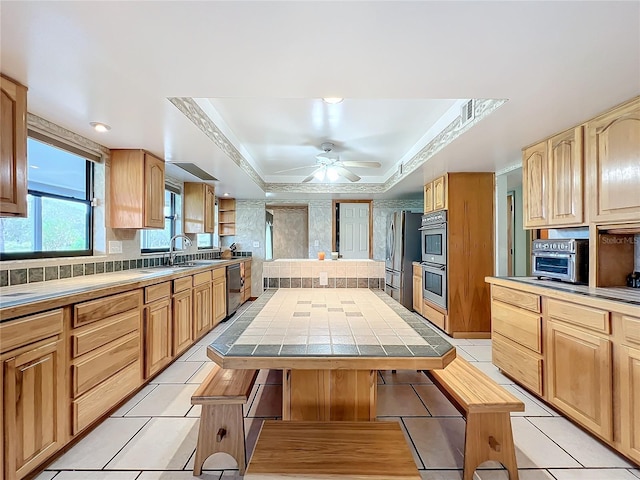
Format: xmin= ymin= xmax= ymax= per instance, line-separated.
xmin=90 ymin=122 xmax=111 ymax=132
xmin=223 ymin=192 xmax=230 ymax=197
xmin=322 ymin=97 xmax=343 ymax=104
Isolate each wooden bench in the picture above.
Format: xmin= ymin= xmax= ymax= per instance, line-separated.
xmin=245 ymin=420 xmax=421 ymax=479
xmin=428 ymin=357 xmax=525 ymax=480
xmin=191 ymin=365 xmax=258 ymax=475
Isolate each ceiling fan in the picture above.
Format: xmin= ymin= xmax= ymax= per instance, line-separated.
xmin=276 ymin=142 xmax=381 ymax=183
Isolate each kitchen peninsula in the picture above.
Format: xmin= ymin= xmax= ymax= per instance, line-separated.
xmin=208 ymin=288 xmax=455 ymax=421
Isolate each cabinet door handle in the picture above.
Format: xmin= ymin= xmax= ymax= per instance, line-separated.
xmin=20 ymin=357 xmax=51 ymax=372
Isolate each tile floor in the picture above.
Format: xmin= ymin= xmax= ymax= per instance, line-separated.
xmin=37 ymin=302 xmax=639 ymax=480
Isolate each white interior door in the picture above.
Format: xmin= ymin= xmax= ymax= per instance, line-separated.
xmin=339 ymin=203 xmax=370 ymax=259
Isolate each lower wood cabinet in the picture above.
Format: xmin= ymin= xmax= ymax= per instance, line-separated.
xmin=3 ymin=336 xmax=65 ymax=480
xmin=172 ymin=288 xmax=193 ymax=357
xmin=213 ymin=268 xmax=226 ymax=325
xmin=619 ymin=344 xmax=640 ymax=463
xmin=412 ymin=264 xmax=422 ymax=315
xmin=546 ymin=319 xmax=613 ymax=441
xmin=193 ymin=281 xmax=212 ymax=340
xmin=144 ymin=297 xmax=172 ymax=378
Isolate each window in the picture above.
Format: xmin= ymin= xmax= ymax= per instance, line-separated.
xmin=196 ymin=201 xmax=219 ymax=249
xmin=141 ymin=187 xmax=182 ymax=252
xmin=0 ymin=135 xmax=94 ymax=260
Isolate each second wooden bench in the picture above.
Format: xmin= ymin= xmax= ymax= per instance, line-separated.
xmin=191 ymin=365 xmax=258 ymax=475
xmin=428 ymin=357 xmax=525 ymax=480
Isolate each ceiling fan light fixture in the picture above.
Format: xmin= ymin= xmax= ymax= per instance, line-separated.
xmin=322 ymin=97 xmax=343 ymax=104
xmin=327 ymin=166 xmax=339 ymax=181
xmin=314 ymin=167 xmax=326 ymax=181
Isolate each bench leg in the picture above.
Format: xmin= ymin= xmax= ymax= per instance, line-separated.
xmin=463 ymin=412 xmax=519 ymax=480
xmin=193 ymin=403 xmax=246 ymax=476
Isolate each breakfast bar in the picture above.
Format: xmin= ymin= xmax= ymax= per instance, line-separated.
xmin=207 ymin=288 xmax=456 ymax=421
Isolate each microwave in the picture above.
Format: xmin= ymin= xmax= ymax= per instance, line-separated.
xmin=531 ymin=239 xmax=588 ymax=284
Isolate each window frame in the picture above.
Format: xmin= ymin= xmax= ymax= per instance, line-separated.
xmin=140 ymin=185 xmax=182 ymax=254
xmin=0 ymin=134 xmax=95 ymax=261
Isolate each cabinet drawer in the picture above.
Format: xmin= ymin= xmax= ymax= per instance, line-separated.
xmin=213 ymin=267 xmax=225 ymax=280
xmin=72 ymin=332 xmax=140 ymax=398
xmin=622 ymin=314 xmax=640 ymax=347
xmin=145 ymin=282 xmax=171 ymax=303
xmin=493 ymin=333 xmax=543 ymax=396
xmin=492 ymin=285 xmax=540 ymax=313
xmin=492 ymin=300 xmax=542 ymax=353
xmin=72 ymin=359 xmax=140 ymax=435
xmin=173 ymin=276 xmax=192 ymax=293
xmin=0 ymin=309 xmax=63 ymax=353
xmin=74 ymin=290 xmax=142 ymax=328
xmin=423 ymin=300 xmax=447 ymax=332
xmin=193 ymin=270 xmax=212 ymax=286
xmin=72 ymin=309 xmax=139 ymax=357
xmin=547 ymin=298 xmax=610 ymax=334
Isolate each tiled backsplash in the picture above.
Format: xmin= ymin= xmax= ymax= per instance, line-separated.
xmin=0 ymin=251 xmax=252 ymax=287
xmin=262 ymin=259 xmax=385 ymax=289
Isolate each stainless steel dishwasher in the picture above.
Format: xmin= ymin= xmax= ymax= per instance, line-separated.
xmin=226 ymin=263 xmax=242 ymax=319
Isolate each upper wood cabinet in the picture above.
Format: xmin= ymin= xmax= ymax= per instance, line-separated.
xmin=109 ymin=149 xmax=165 ymax=229
xmin=432 ymin=175 xmax=447 ymax=211
xmin=184 ymin=182 xmax=215 ymax=234
xmin=423 ymin=175 xmax=447 ymax=213
xmin=423 ymin=182 xmax=434 ymax=213
xmin=587 ymin=97 xmax=640 ymax=222
xmin=523 ymin=127 xmax=584 ymax=228
xmin=0 ymin=75 xmax=28 ymax=218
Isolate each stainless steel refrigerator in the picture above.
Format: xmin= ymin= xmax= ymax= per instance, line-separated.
xmin=385 ymin=211 xmax=422 ymax=309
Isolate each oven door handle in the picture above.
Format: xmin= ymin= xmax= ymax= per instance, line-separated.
xmin=422 ymin=262 xmax=446 ymax=271
xmin=419 ymin=222 xmax=446 ymax=231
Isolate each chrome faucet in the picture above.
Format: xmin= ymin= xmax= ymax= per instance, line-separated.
xmin=169 ymin=234 xmax=192 ymax=266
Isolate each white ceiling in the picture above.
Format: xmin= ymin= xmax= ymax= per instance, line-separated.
xmin=2 ymin=1 xmax=639 ymax=200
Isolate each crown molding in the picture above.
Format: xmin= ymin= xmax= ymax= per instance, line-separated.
xmin=170 ymin=97 xmax=507 ymax=195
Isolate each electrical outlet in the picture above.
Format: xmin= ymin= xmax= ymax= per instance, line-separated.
xmin=108 ymin=241 xmax=122 ymax=254
xmin=253 ymin=241 xmax=260 ymax=248
xmin=314 ymin=240 xmax=319 ymax=247
xmin=319 ymin=272 xmax=328 ymax=286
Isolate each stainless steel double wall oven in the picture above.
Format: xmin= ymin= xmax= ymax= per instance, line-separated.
xmin=420 ymin=211 xmax=447 ymax=309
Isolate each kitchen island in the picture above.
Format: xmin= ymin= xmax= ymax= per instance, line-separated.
xmin=208 ymin=288 xmax=455 ymax=421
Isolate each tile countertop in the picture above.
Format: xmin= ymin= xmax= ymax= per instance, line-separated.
xmin=208 ymin=288 xmax=456 ymax=370
xmin=486 ymin=276 xmax=640 ymax=312
xmin=0 ymin=258 xmax=246 ymax=321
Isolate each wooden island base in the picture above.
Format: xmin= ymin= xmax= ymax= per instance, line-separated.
xmin=282 ymin=369 xmax=377 ymax=421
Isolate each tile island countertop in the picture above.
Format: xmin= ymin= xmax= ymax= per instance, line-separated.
xmin=0 ymin=258 xmax=244 ymax=320
xmin=208 ymin=288 xmax=455 ymax=370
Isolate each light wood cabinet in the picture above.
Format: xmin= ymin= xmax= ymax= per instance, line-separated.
xmin=0 ymin=75 xmax=28 ymax=218
xmin=412 ymin=264 xmax=422 ymax=315
xmin=523 ymin=140 xmax=548 ymax=228
xmin=423 ymin=182 xmax=433 ymax=213
xmin=109 ymin=149 xmax=165 ymax=229
xmin=587 ymin=96 xmax=640 ymax=222
xmin=523 ymin=127 xmax=585 ymax=229
xmin=0 ymin=309 xmax=65 ymax=480
xmin=172 ymin=288 xmax=193 ymax=357
xmin=490 ymin=286 xmax=544 ymax=396
xmin=213 ymin=268 xmax=227 ymax=325
xmin=619 ymin=344 xmax=640 ymax=463
xmin=546 ymin=318 xmax=613 ymax=441
xmin=241 ymin=260 xmax=252 ymax=303
xmin=218 ymin=197 xmax=236 ymax=236
xmin=432 ymin=175 xmax=447 ymax=211
xmin=144 ymin=298 xmax=172 ymax=378
xmin=184 ymin=182 xmax=215 ymax=233
xmin=3 ymin=337 xmax=66 ymax=480
xmin=193 ymin=281 xmax=212 ymax=340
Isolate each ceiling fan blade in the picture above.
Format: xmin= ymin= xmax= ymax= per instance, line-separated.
xmin=340 ymin=161 xmax=382 ymax=168
xmin=334 ymin=166 xmax=361 ymax=182
xmin=302 ymin=167 xmax=324 ymax=183
xmin=274 ymin=165 xmax=317 ymax=173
